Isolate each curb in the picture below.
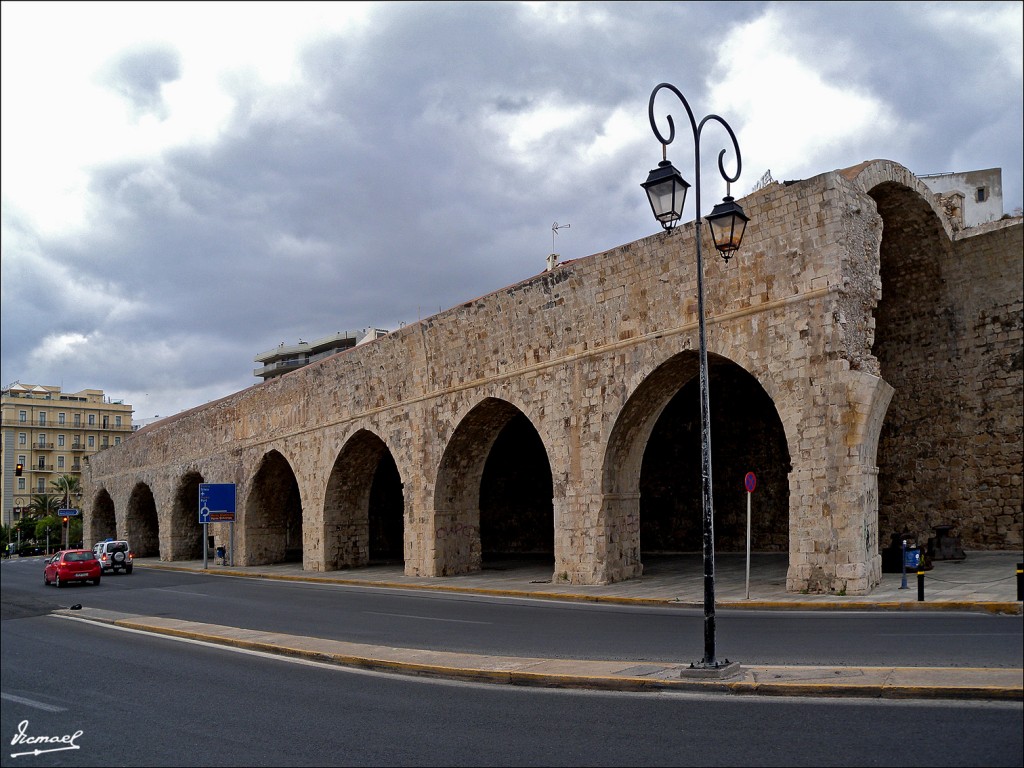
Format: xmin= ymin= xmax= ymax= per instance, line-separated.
xmin=55 ymin=609 xmax=1024 ymax=702
xmin=140 ymin=562 xmax=1023 ymax=615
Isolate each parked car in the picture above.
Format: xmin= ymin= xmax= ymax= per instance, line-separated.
xmin=44 ymin=550 xmax=102 ymax=587
xmin=93 ymin=539 xmax=134 ymax=574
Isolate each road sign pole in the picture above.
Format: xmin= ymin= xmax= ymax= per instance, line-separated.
xmin=743 ymin=472 xmax=756 ymax=600
xmin=203 ymin=522 xmax=208 ymax=569
xmin=745 ymin=490 xmax=751 ymax=600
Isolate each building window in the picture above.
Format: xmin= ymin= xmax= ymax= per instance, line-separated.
xmin=74 ymin=414 xmax=81 ymax=426
xmin=18 ymin=410 xmax=27 ymax=423
xmin=58 ymin=413 xmax=66 ymax=425
xmin=37 ymin=479 xmax=46 ymax=492
xmin=114 ymin=437 xmax=121 ymax=445
xmin=58 ymin=434 xmax=65 ymax=447
xmin=37 ymin=434 xmax=46 ymax=448
xmin=115 ymin=416 xmax=122 ymax=427
xmin=18 ymin=433 xmax=26 ymax=446
xmin=38 ymin=413 xmax=46 ymax=426
xmin=88 ymin=436 xmax=95 ymax=448
xmin=977 ymin=187 xmax=987 ymax=203
xmin=58 ymin=456 xmax=65 ymax=469
xmin=88 ymin=414 xmax=95 ymax=426
xmin=18 ymin=454 xmax=26 ymax=465
xmin=18 ymin=478 xmax=25 ymax=490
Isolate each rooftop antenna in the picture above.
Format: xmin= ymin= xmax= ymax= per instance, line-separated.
xmin=548 ymin=221 xmax=570 ymax=271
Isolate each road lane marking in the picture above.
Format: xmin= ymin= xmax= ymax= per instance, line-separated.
xmin=0 ymin=693 xmax=65 ymax=712
xmin=363 ymin=611 xmax=491 ymax=624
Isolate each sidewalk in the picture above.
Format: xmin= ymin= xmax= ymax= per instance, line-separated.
xmin=77 ymin=551 xmax=1022 ymax=701
xmin=143 ymin=550 xmax=1023 ymax=613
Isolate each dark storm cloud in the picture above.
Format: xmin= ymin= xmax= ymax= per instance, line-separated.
xmin=102 ymin=44 xmax=181 ymax=118
xmin=1 ymin=1 xmax=1020 ymax=421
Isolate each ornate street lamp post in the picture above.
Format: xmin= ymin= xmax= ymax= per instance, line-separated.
xmin=641 ymin=82 xmax=750 ymax=670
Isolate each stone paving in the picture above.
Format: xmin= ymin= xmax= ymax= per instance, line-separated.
xmin=146 ymin=550 xmax=1023 ymax=612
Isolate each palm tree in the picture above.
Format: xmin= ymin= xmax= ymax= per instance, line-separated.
xmin=28 ymin=494 xmax=60 ymax=518
xmin=50 ymin=474 xmax=81 ymax=510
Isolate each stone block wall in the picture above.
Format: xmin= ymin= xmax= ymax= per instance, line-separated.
xmin=82 ymin=160 xmax=1022 ymax=596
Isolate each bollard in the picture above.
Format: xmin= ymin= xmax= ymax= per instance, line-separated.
xmin=899 ymin=540 xmax=908 ymax=590
xmin=1017 ymin=562 xmax=1022 ymax=602
xmin=917 ymin=570 xmax=925 ymax=602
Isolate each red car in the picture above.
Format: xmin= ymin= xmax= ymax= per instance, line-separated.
xmin=43 ymin=550 xmax=102 ymax=587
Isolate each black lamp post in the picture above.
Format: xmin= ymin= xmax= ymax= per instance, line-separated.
xmin=641 ymin=82 xmax=750 ymax=670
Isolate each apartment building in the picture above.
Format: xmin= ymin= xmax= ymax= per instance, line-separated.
xmin=1 ymin=383 xmax=134 ymax=526
xmin=254 ymin=328 xmax=389 ymax=381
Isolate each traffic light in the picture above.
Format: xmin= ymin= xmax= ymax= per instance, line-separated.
xmin=15 ymin=463 xmax=23 ymax=476
xmin=62 ymin=516 xmax=69 ymax=524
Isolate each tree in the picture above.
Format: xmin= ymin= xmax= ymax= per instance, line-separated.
xmin=28 ymin=494 xmax=60 ymax=518
xmin=35 ymin=516 xmax=61 ymax=549
xmin=50 ymin=474 xmax=82 ymax=509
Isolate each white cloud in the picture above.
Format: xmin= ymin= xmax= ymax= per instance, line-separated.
xmin=0 ymin=1 xmax=374 ymax=239
xmin=709 ymin=8 xmax=901 ymax=187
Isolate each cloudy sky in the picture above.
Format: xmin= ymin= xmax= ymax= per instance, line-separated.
xmin=2 ymin=1 xmax=1021 ymax=424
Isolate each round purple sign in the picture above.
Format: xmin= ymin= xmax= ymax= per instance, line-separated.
xmin=744 ymin=472 xmax=757 ymax=493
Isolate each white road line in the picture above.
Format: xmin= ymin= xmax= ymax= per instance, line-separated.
xmin=363 ymin=611 xmax=491 ymax=624
xmin=0 ymin=693 xmax=66 ymax=713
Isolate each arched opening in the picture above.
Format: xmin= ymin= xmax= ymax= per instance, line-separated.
xmin=323 ymin=430 xmax=404 ymax=570
xmin=479 ymin=410 xmax=554 ymax=567
xmin=171 ymin=471 xmax=205 ymax=560
xmin=640 ymin=358 xmax=791 ymax=558
xmin=434 ymin=398 xmax=553 ymax=576
xmin=870 ymin=182 xmax=963 ymax=551
xmin=369 ymin=452 xmax=404 ymax=563
xmin=245 ymin=450 xmax=302 ymax=566
xmin=126 ymin=483 xmax=160 ymax=557
xmin=604 ymin=351 xmax=790 ymax=583
xmin=88 ymin=489 xmax=116 ymax=545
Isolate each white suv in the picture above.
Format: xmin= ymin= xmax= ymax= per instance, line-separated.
xmin=93 ymin=540 xmax=134 ymax=574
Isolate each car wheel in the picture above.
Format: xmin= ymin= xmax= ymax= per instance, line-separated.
xmin=126 ymin=566 xmax=133 ymax=574
xmin=55 ymin=574 xmax=63 ymax=588
xmin=93 ymin=577 xmax=101 ymax=586
xmin=44 ymin=573 xmax=49 ymax=586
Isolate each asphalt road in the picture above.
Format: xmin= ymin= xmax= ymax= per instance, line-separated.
xmin=2 ymin=613 xmax=1022 ymax=768
xmin=2 ymin=557 xmax=1022 ymax=668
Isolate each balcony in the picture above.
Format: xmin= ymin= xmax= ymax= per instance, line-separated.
xmin=34 ymin=443 xmax=55 ymax=450
xmin=71 ymin=444 xmax=87 ymax=451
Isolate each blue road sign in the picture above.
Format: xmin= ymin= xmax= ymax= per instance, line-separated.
xmin=198 ymin=483 xmax=236 ymax=523
xmin=58 ymin=508 xmax=80 ymax=516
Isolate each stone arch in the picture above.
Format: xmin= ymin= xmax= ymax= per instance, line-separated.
xmin=866 ymin=176 xmax=964 ymax=549
xmin=170 ymin=470 xmax=205 ymax=560
xmin=323 ymin=429 xmax=405 ymax=570
xmin=603 ymin=350 xmax=791 ymax=579
xmin=640 ymin=358 xmax=792 ymax=554
xmin=87 ymin=488 xmax=116 ymax=546
xmin=125 ymin=482 xmax=159 ymax=557
xmin=243 ymin=449 xmax=303 ymax=566
xmin=433 ymin=397 xmax=553 ymax=576
xmin=479 ymin=408 xmax=554 ymax=565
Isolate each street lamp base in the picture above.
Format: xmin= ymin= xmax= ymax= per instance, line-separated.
xmin=680 ymin=660 xmax=742 ymax=679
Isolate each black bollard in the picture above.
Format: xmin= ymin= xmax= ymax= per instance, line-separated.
xmin=917 ymin=570 xmax=925 ymax=602
xmin=1017 ymin=562 xmax=1022 ymax=602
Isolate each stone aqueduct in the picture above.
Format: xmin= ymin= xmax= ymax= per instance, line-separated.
xmin=84 ymin=160 xmax=1023 ymax=595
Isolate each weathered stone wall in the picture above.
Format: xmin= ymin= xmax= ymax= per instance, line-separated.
xmin=82 ymin=160 xmax=1022 ymax=596
xmin=875 ymin=215 xmax=1023 ymax=549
